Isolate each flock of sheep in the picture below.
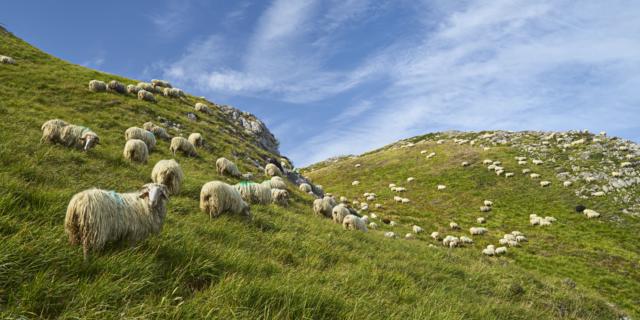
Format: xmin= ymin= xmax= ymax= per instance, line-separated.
xmin=38 ymin=79 xmax=302 ymax=260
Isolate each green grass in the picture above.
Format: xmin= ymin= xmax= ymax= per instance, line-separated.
xmin=0 ymin=28 xmax=637 ymax=319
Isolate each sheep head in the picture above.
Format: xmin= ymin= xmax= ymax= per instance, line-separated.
xmin=82 ymin=133 xmax=99 ymax=151
xmin=139 ymin=183 xmax=169 ymax=209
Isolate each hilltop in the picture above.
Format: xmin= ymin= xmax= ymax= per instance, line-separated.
xmin=0 ymin=27 xmax=638 ymax=319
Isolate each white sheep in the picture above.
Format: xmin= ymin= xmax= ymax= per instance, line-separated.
xmin=151 ymin=79 xmax=172 ymax=88
xmin=437 ymin=185 xmax=446 ymax=190
xmin=127 ymin=84 xmax=141 ymax=94
xmin=407 ymin=177 xmax=415 ymax=183
xmin=460 ymin=236 xmax=473 ymax=244
xmin=443 ymin=235 xmax=459 ymax=248
xmin=314 ymin=197 xmax=337 ymax=218
xmin=354 ymin=163 xmax=361 ymax=168
xmin=195 ymin=103 xmax=212 ymax=114
xmin=484 ymin=200 xmax=493 ymax=207
xmin=583 ymin=209 xmax=600 ymax=219
xmin=123 ymin=139 xmax=149 ymax=164
xmin=495 ymin=247 xmax=507 ymax=255
xmin=389 ymin=221 xmax=398 ymax=227
xmin=151 ymin=159 xmax=183 ymax=195
xmin=369 ymin=222 xmax=378 ymax=229
xmin=343 ymin=214 xmax=368 ymax=232
xmin=477 ymin=217 xmax=486 ymax=224
xmin=271 ymin=188 xmax=289 ymax=206
xmin=530 ymin=173 xmax=540 ymax=179
xmin=137 ymin=82 xmax=154 ymax=92
xmin=592 ymin=191 xmax=605 ymax=197
xmin=137 ymin=90 xmax=156 ymax=102
xmin=522 ymin=169 xmax=531 ymax=174
xmin=430 ymin=231 xmax=440 ymax=240
xmin=107 ymin=80 xmax=126 ymax=94
xmin=405 ymin=233 xmax=415 ymax=240
xmin=59 ymin=124 xmax=100 ymax=151
xmin=461 ymin=161 xmax=470 ymax=167
xmin=0 ymin=55 xmax=16 ymax=64
xmin=234 ymin=182 xmax=272 ymax=205
xmin=482 ymin=245 xmax=495 ymax=256
xmin=125 ymin=127 xmax=156 ymax=151
xmin=200 ymin=181 xmax=251 ymax=219
xmin=188 ymin=133 xmax=204 ymax=148
xmin=143 ymin=122 xmax=171 ymax=141
xmin=352 ymin=180 xmax=360 ymax=186
xmin=450 ymin=222 xmax=460 ymax=229
xmin=563 ymin=181 xmax=572 ymax=187
xmin=264 ymin=176 xmax=287 ymax=190
xmin=480 ymin=206 xmax=492 ymax=212
xmin=170 ymin=137 xmax=197 ymax=157
xmin=88 ymin=80 xmax=106 ymax=92
xmin=482 ymin=159 xmax=493 ymax=165
xmin=40 ymin=119 xmax=68 ymax=144
xmin=299 ymin=183 xmax=312 ymax=193
xmin=470 ymin=227 xmax=488 ymax=235
xmin=65 ymin=183 xmax=169 ymax=260
xmin=265 ymin=163 xmax=283 ymax=177
xmin=505 ymin=172 xmax=514 ymax=178
xmin=532 ymin=159 xmax=544 ymax=165
xmin=384 ymin=232 xmax=398 ymax=239
xmin=540 ymin=181 xmax=551 ymax=187
xmin=401 ymin=198 xmax=410 ymax=204
xmin=216 ymin=157 xmax=241 ymax=177
xmin=413 ymin=225 xmax=424 ymax=233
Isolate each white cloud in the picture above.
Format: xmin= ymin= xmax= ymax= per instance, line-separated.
xmin=148 ymin=0 xmax=193 ymax=38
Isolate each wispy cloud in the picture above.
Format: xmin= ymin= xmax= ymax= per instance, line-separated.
xmin=148 ymin=0 xmax=193 ymax=38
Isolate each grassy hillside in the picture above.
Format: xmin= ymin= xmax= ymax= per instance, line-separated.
xmin=0 ymin=28 xmax=637 ymax=319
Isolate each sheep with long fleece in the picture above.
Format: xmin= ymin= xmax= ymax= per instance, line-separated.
xmin=88 ymin=80 xmax=106 ymax=92
xmin=151 ymin=79 xmax=172 ymax=88
xmin=151 ymin=159 xmax=183 ymax=196
xmin=584 ymin=209 xmax=600 ymax=219
xmin=107 ymin=80 xmax=126 ymax=94
xmin=265 ymin=163 xmax=283 ymax=177
xmin=469 ymin=227 xmax=488 ymax=235
xmin=271 ymin=188 xmax=289 ymax=206
xmin=0 ymin=55 xmax=16 ymax=64
xmin=188 ymin=133 xmax=204 ymax=148
xmin=313 ymin=196 xmax=337 ymax=218
xmin=413 ymin=225 xmax=424 ymax=233
xmin=41 ymin=119 xmax=68 ymax=144
xmin=127 ymin=84 xmax=141 ymax=94
xmin=125 ymin=127 xmax=156 ymax=151
xmin=343 ymin=214 xmax=368 ymax=232
xmin=234 ymin=181 xmax=272 ymax=205
xmin=59 ymin=124 xmax=100 ymax=151
xmin=137 ymin=82 xmax=154 ymax=92
xmin=443 ymin=235 xmax=460 ymax=248
xmin=200 ymin=181 xmax=251 ymax=219
xmin=263 ymin=176 xmax=287 ymax=190
xmin=64 ymin=183 xmax=169 ymax=261
xmin=216 ymin=157 xmax=241 ymax=177
xmin=163 ymin=87 xmax=181 ymax=98
xmin=299 ymin=183 xmax=312 ymax=193
xmin=170 ymin=137 xmax=197 ymax=157
xmin=332 ymin=204 xmax=351 ymax=224
xmin=195 ymin=103 xmax=212 ymax=114
xmin=123 ymin=139 xmax=149 ymax=164
xmin=143 ymin=122 xmax=171 ymax=141
xmin=137 ymin=89 xmax=156 ymax=102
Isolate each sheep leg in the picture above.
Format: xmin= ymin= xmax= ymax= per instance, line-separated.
xmin=82 ymin=242 xmax=90 ymax=262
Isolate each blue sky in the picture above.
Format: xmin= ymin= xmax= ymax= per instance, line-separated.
xmin=2 ymin=0 xmax=639 ymax=166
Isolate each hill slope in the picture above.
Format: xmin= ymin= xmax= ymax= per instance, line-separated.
xmin=0 ymin=28 xmax=637 ymax=319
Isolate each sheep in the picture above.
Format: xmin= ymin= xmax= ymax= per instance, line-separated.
xmin=384 ymin=232 xmax=398 ymax=239
xmin=470 ymin=227 xmax=488 ymax=235
xmin=518 ymin=160 xmax=527 ymax=165
xmin=352 ymin=180 xmax=360 ymax=186
xmin=522 ymin=169 xmax=531 ymax=174
xmin=271 ymin=188 xmax=289 ymax=206
xmin=482 ymin=245 xmax=495 ymax=256
xmin=366 ymin=195 xmax=375 ymax=201
xmin=137 ymin=90 xmax=156 ymax=102
xmin=170 ymin=137 xmax=197 ymax=157
xmin=405 ymin=233 xmax=415 ymax=240
xmin=480 ymin=206 xmax=492 ymax=212
xmin=443 ymin=235 xmax=459 ymax=248
xmin=163 ymin=87 xmax=181 ymax=98
xmin=41 ymin=119 xmax=68 ymax=144
xmin=540 ymin=181 xmax=551 ymax=187
xmin=592 ymin=191 xmax=605 ymax=197
xmin=413 ymin=225 xmax=424 ymax=233
xmin=495 ymin=247 xmax=507 ymax=255
xmin=389 ymin=221 xmax=398 ymax=227
xmin=355 ymin=163 xmax=361 ymax=168
xmin=484 ymin=200 xmax=493 ymax=207
xmin=370 ymin=213 xmax=378 ymax=219
xmin=530 ymin=173 xmax=540 ymax=179
xmin=169 ymin=88 xmax=185 ymax=97
xmin=437 ymin=185 xmax=446 ymax=190
xmin=123 ymin=139 xmax=149 ymax=164
xmin=151 ymin=79 xmax=172 ymax=88
xmin=343 ymin=214 xmax=368 ymax=232
xmin=430 ymin=231 xmax=441 ymax=240
xmin=137 ymin=82 xmax=154 ymax=92
xmin=477 ymin=217 xmax=486 ymax=224
xmin=88 ymin=80 xmax=106 ymax=92
xmin=339 ymin=196 xmax=348 ymax=203
xmin=563 ymin=181 xmax=572 ymax=187
xmin=263 ymin=176 xmax=287 ymax=190
xmin=388 ymin=183 xmax=397 ymax=188
xmin=150 ymin=159 xmax=184 ymax=196
xmin=195 ymin=103 xmax=212 ymax=114
xmin=621 ymin=162 xmax=633 ymax=168
xmin=361 ymin=215 xmax=369 ymax=224
xmin=313 ymin=196 xmax=337 ymax=218
xmin=59 ymin=124 xmax=100 ymax=151
xmin=127 ymin=84 xmax=141 ymax=94
xmin=200 ymin=181 xmax=251 ymax=219
xmin=449 ymin=222 xmax=460 ymax=230
xmin=125 ymin=127 xmax=157 ymax=151
xmin=374 ymin=203 xmax=382 ymax=209
xmin=407 ymin=177 xmax=415 ymax=183
xmin=369 ymin=222 xmax=378 ymax=229
xmin=216 ymin=157 xmax=241 ymax=177
xmin=401 ymin=198 xmax=410 ymax=204
xmin=461 ymin=161 xmax=470 ymax=167
xmin=332 ymin=204 xmax=351 ymax=224
xmin=584 ymin=209 xmax=600 ymax=219
xmin=460 ymin=236 xmax=473 ymax=244
xmin=482 ymin=159 xmax=493 ymax=165
xmin=299 ymin=183 xmax=312 ymax=193
xmin=143 ymin=122 xmax=171 ymax=141
xmin=234 ymin=181 xmax=272 ymax=205
xmin=64 ymin=183 xmax=169 ymax=260
xmin=394 ymin=187 xmax=407 ymax=192
xmin=516 ymin=235 xmax=528 ymax=242
xmin=505 ymin=172 xmax=514 ymax=178
xmin=107 ymin=80 xmax=126 ymax=94
xmin=0 ymin=55 xmax=16 ymax=64
xmin=426 ymin=152 xmax=436 ymax=159
xmin=188 ymin=133 xmax=204 ymax=148
xmin=532 ymin=159 xmax=544 ymax=165
xmin=265 ymin=163 xmax=283 ymax=177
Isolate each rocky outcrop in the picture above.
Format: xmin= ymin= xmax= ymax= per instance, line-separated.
xmin=218 ymin=104 xmax=280 ymax=155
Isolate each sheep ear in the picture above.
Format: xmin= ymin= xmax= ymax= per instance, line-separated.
xmin=138 ymin=188 xmax=149 ymax=199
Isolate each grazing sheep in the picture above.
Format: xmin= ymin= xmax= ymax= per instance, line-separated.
xmin=234 ymin=181 xmax=272 ymax=205
xmin=461 ymin=161 xmax=469 ymax=167
xmin=216 ymin=157 xmax=241 ymax=177
xmin=413 ymin=225 xmax=424 ymax=233
xmin=137 ymin=90 xmax=156 ymax=102
xmin=584 ymin=209 xmax=600 ymax=219
xmin=299 ymin=183 xmax=312 ymax=193
xmin=516 ymin=235 xmax=528 ymax=242
xmin=563 ymin=181 xmax=572 ymax=187
xmin=151 ymin=159 xmax=184 ymax=195
xmin=361 ymin=215 xmax=369 ymax=224
xmin=352 ymin=180 xmax=360 ymax=186
xmin=188 ymin=133 xmax=204 ymax=148
xmin=200 ymin=181 xmax=251 ymax=219
xmin=265 ymin=163 xmax=283 ymax=177
xmin=343 ymin=214 xmax=368 ymax=232
xmin=369 ymin=222 xmax=378 ymax=229
xmin=470 ymin=227 xmax=488 ymax=235
xmin=41 ymin=119 xmax=68 ymax=144
xmin=530 ymin=173 xmax=540 ymax=179
xmin=426 ymin=152 xmax=436 ymax=159
xmin=151 ymin=79 xmax=172 ymax=88
xmin=450 ymin=222 xmax=460 ymax=230
xmin=495 ymin=247 xmax=507 ymax=255
xmin=443 ymin=235 xmax=459 ymax=248
xmin=169 ymin=88 xmax=185 ymax=97
xmin=540 ymin=181 xmax=551 ymax=187
xmin=518 ymin=160 xmax=527 ymax=165
xmin=195 ymin=103 xmax=212 ymax=114
xmin=437 ymin=185 xmax=446 ymax=190
xmin=405 ymin=233 xmax=415 ymax=240
xmin=137 ymin=82 xmax=154 ymax=91
xmin=88 ymin=80 xmax=106 ymax=92
xmin=401 ymin=198 xmax=410 ymax=204
xmin=313 ymin=196 xmax=337 ymax=218
xmin=592 ymin=191 xmax=605 ymax=197
xmin=522 ymin=169 xmax=531 ymax=174
xmin=407 ymin=177 xmax=415 ymax=182
xmin=125 ymin=127 xmax=156 ymax=151
xmin=430 ymin=231 xmax=441 ymax=240
xmin=388 ymin=183 xmax=397 ymax=188
xmin=263 ymin=176 xmax=287 ymax=190
xmin=123 ymin=139 xmax=149 ymax=164
xmin=384 ymin=232 xmax=398 ymax=239
xmin=64 ymin=183 xmax=169 ymax=260
xmin=389 ymin=221 xmax=398 ymax=227
xmin=477 ymin=217 xmax=486 ymax=224
xmin=355 ymin=163 xmax=361 ymax=168
xmin=532 ymin=159 xmax=544 ymax=165
xmin=505 ymin=172 xmax=514 ymax=178
xmin=163 ymin=87 xmax=180 ymax=98
xmin=143 ymin=122 xmax=171 ymax=141
xmin=482 ymin=159 xmax=493 ymax=165
xmin=127 ymin=84 xmax=141 ymax=94
xmin=0 ymin=55 xmax=16 ymax=64
xmin=460 ymin=236 xmax=473 ymax=244
xmin=59 ymin=125 xmax=100 ymax=151
xmin=484 ymin=200 xmax=493 ymax=207
xmin=339 ymin=196 xmax=348 ymax=204
xmin=107 ymin=80 xmax=126 ymax=94
xmin=170 ymin=137 xmax=197 ymax=157
xmin=370 ymin=213 xmax=378 ymax=219
xmin=482 ymin=245 xmax=495 ymax=256
xmin=332 ymin=204 xmax=351 ymax=224
xmin=394 ymin=187 xmax=407 ymax=192
xmin=271 ymin=188 xmax=289 ymax=206
xmin=480 ymin=206 xmax=492 ymax=212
